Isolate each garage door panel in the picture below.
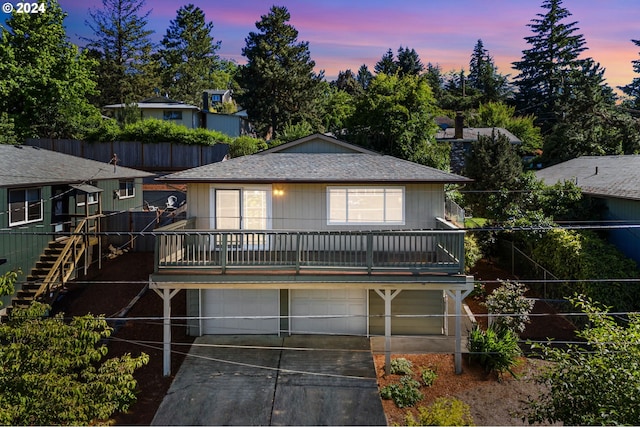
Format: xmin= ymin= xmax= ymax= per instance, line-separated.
xmin=203 ymin=289 xmax=279 ymax=334
xmin=291 ymin=289 xmax=367 ymax=335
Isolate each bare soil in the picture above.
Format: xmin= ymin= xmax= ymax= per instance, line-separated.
xmin=54 ymin=254 xmax=573 ymax=425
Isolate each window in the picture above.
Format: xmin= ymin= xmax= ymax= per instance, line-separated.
xmin=76 ymin=186 xmax=99 ymax=206
xmin=327 ymin=187 xmax=404 ymax=225
xmin=163 ymin=110 xmax=183 ymax=120
xmin=118 ymin=180 xmax=135 ymax=199
xmin=9 ymin=188 xmax=43 ymax=226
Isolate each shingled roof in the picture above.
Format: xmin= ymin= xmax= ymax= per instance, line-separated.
xmin=160 ymin=134 xmax=471 ymax=184
xmin=535 ymin=155 xmax=640 ymax=201
xmin=0 ymin=144 xmax=152 ymax=188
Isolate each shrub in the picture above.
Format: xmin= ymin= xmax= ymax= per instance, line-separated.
xmin=380 ymin=375 xmax=423 ymax=408
xmin=389 ymin=357 xmax=413 ymax=375
xmin=228 ymin=135 xmax=268 ymax=158
xmin=468 ymin=324 xmax=521 ymax=378
xmin=464 ymin=233 xmax=483 ymax=273
xmin=483 ymin=281 xmax=534 ymax=334
xmin=406 ymin=397 xmax=474 ymax=426
xmin=420 ymin=367 xmax=437 ymax=387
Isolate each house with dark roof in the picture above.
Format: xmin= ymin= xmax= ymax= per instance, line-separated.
xmin=103 ymin=96 xmax=201 ymax=129
xmin=536 ymin=155 xmax=640 ymax=264
xmin=150 ymin=133 xmax=474 ymax=375
xmin=0 ymin=144 xmax=152 ymax=312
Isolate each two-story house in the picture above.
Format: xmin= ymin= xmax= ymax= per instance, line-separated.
xmin=0 ymin=144 xmax=152 ymax=313
xmin=150 ymin=134 xmax=474 ymax=374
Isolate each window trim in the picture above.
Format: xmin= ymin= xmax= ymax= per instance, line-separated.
xmin=326 ymin=186 xmax=405 ymax=225
xmin=76 ymin=191 xmax=99 ymax=207
xmin=118 ymin=180 xmax=135 ymax=199
xmin=8 ymin=187 xmax=43 ymax=227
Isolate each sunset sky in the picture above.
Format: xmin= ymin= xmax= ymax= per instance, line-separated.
xmin=23 ymin=1 xmax=640 ymax=92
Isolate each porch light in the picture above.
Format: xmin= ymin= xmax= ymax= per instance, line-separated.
xmin=273 ymin=188 xmax=285 ymax=196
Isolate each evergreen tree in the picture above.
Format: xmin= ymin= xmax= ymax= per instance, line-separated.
xmin=0 ymin=0 xmax=100 ymax=139
xmin=397 ymin=46 xmax=424 ymax=76
xmin=159 ymin=4 xmax=221 ymax=107
xmin=374 ymin=48 xmax=397 ymax=75
xmin=468 ymin=39 xmax=511 ymax=103
xmin=356 ymin=64 xmax=373 ymax=90
xmin=236 ymin=6 xmax=323 ymax=138
xmin=84 ymin=0 xmax=158 ymax=105
xmin=512 ymin=0 xmax=588 ymax=129
xmin=332 ymin=69 xmax=362 ymax=96
xmin=619 ymin=39 xmax=640 ymax=110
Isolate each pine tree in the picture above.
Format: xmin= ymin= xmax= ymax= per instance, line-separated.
xmin=159 ymin=4 xmax=221 ymax=107
xmin=84 ymin=0 xmax=158 ymax=105
xmin=468 ymin=39 xmax=511 ymax=103
xmin=619 ymin=39 xmax=640 ymax=110
xmin=357 ymin=64 xmax=373 ymax=90
xmin=397 ymin=46 xmax=424 ymax=76
xmin=374 ymin=48 xmax=398 ymax=75
xmin=512 ymin=0 xmax=588 ymax=128
xmin=236 ymin=6 xmax=323 ymax=138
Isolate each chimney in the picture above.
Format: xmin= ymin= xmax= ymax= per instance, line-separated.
xmin=454 ymin=111 xmax=464 ymax=139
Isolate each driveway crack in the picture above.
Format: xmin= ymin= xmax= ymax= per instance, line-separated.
xmin=268 ymin=337 xmax=284 ymax=426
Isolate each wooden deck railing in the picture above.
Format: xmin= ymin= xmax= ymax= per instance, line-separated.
xmin=155 ymin=227 xmax=465 ymax=275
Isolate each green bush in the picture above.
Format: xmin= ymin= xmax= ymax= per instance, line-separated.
xmin=464 ymin=233 xmax=483 ymax=273
xmin=468 ymin=324 xmax=521 ymax=378
xmin=419 ymin=367 xmax=437 ymax=387
xmin=406 ymin=397 xmax=474 ymax=426
xmin=389 ymin=357 xmax=413 ymax=375
xmin=380 ymin=375 xmax=423 ymax=408
xmin=483 ymin=281 xmax=534 ymax=334
xmin=228 ymin=135 xmax=268 ymax=158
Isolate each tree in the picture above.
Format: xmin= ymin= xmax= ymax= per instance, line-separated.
xmin=345 ymin=73 xmax=447 ymax=169
xmin=356 ymin=64 xmax=373 ymax=90
xmin=619 ymin=39 xmax=640 ymax=110
xmin=85 ymin=0 xmax=158 ymax=106
xmin=159 ymin=4 xmax=221 ymax=107
xmin=527 ymin=295 xmax=640 ymax=425
xmin=236 ymin=6 xmax=323 ymax=138
xmin=0 ymin=270 xmax=148 ymax=425
xmin=512 ymin=0 xmax=589 ymax=129
xmin=331 ymin=69 xmax=362 ymax=96
xmin=396 ymin=46 xmax=424 ymax=76
xmin=374 ymin=48 xmax=397 ymax=75
xmin=467 ymin=39 xmax=511 ymax=104
xmin=0 ymin=0 xmax=100 ymax=140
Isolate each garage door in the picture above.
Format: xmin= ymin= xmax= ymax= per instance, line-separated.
xmin=290 ymin=289 xmax=367 ymax=335
xmin=202 ymin=290 xmax=280 ymax=334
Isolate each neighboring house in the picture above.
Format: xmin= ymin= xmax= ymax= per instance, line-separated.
xmin=436 ymin=114 xmax=522 ymax=174
xmin=150 ymin=133 xmax=474 ymax=375
xmin=536 ymin=155 xmax=640 ymax=265
xmin=202 ymin=89 xmax=252 ymax=137
xmin=0 ymin=144 xmax=152 ymax=311
xmin=103 ymin=96 xmax=200 ymax=129
xmin=202 ymin=89 xmax=233 ymax=112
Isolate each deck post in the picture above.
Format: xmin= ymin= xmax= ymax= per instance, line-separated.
xmin=446 ymin=287 xmax=472 ymax=374
xmin=153 ymin=285 xmax=181 ymax=377
xmin=375 ymin=289 xmax=401 ymax=375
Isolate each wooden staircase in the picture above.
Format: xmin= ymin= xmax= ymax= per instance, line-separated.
xmin=8 ymin=217 xmax=99 ymax=313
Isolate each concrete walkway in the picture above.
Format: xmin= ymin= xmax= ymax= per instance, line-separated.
xmin=151 ymin=335 xmax=387 ymax=426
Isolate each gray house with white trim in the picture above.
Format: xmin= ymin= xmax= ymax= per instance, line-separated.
xmin=150 ymin=134 xmax=474 ymax=374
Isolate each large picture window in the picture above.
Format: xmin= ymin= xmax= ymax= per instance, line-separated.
xmin=118 ymin=180 xmax=135 ymax=199
xmin=327 ymin=187 xmax=404 ymax=225
xmin=9 ymin=188 xmax=43 ymax=226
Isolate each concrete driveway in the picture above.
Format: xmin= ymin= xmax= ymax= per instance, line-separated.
xmin=151 ymin=335 xmax=387 ymax=426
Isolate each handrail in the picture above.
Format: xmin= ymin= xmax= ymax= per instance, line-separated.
xmin=33 ymin=215 xmax=100 ymax=299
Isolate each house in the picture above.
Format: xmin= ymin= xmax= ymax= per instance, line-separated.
xmin=103 ymin=96 xmax=200 ymax=129
xmin=536 ymin=155 xmax=640 ymax=265
xmin=436 ymin=113 xmax=522 ymax=173
xmin=150 ymin=133 xmax=474 ymax=375
xmin=0 ymin=144 xmax=153 ymax=312
xmin=202 ymin=89 xmax=252 ymax=137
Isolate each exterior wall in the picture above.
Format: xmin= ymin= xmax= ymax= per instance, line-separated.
xmin=205 ymin=114 xmax=246 ymax=137
xmin=187 ymin=182 xmax=445 ymax=231
xmin=369 ymin=290 xmax=444 ymax=335
xmin=602 ymin=197 xmax=640 ymax=265
xmin=141 ymin=109 xmax=198 ymax=129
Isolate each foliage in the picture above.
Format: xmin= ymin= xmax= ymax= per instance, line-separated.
xmin=379 ymin=375 xmax=423 ymax=408
xmin=228 ymin=135 xmax=268 ymax=158
xmin=158 ymin=4 xmax=221 ymax=108
xmin=464 ymin=233 xmax=483 ymax=274
xmin=273 ymin=121 xmax=314 ymax=145
xmin=526 ymin=295 xmax=640 ymax=425
xmin=84 ymin=0 xmax=158 ymax=106
xmin=419 ymin=367 xmax=437 ymax=387
xmin=236 ymin=6 xmax=324 ymax=138
xmin=468 ymin=324 xmax=521 ymax=378
xmin=531 ymin=228 xmax=640 ymax=311
xmin=346 ymin=73 xmax=448 ymax=169
xmin=467 ymin=39 xmax=511 ymax=105
xmin=319 ymin=84 xmax=356 ymax=137
xmin=0 ymin=113 xmax=17 ymax=145
xmin=0 ymin=271 xmax=19 ymax=307
xmin=407 ymin=397 xmax=474 ymax=426
xmin=0 ymin=302 xmax=149 ymax=425
xmin=483 ymin=281 xmax=534 ymax=334
xmin=0 ymin=0 xmax=101 ymax=140
xmin=619 ymin=39 xmax=640 ymax=110
xmin=389 ymin=357 xmax=414 ymax=375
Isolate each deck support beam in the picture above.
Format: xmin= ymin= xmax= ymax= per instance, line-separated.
xmin=446 ymin=287 xmax=472 ymax=374
xmin=374 ymin=289 xmax=401 ymax=375
xmin=152 ymin=282 xmax=180 ymax=377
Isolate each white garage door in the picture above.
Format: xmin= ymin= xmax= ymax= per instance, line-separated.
xmin=290 ymin=289 xmax=367 ymax=335
xmin=202 ymin=289 xmax=280 ymax=334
